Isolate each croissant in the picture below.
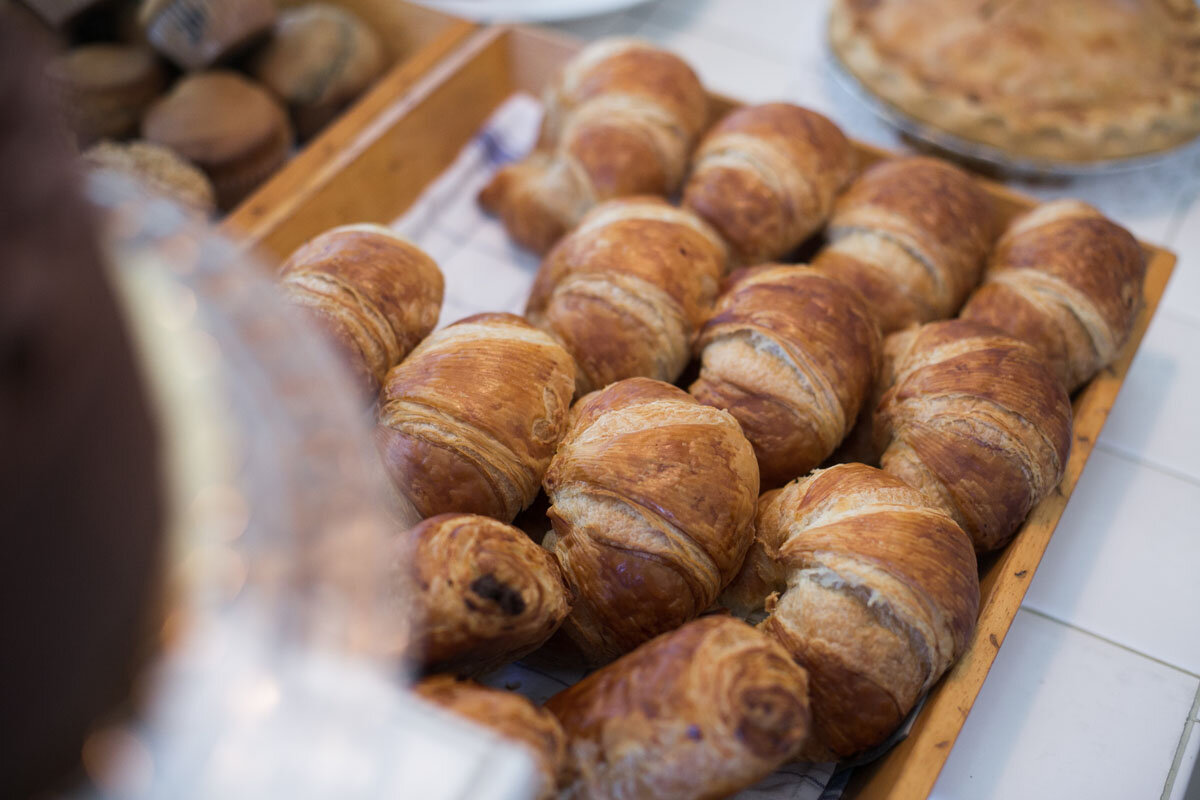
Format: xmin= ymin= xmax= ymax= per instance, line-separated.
xmin=874 ymin=319 xmax=1073 ymax=552
xmin=683 ymin=103 xmax=855 ymax=265
xmin=542 ymin=378 xmax=759 ymax=664
xmin=690 ymin=265 xmax=881 ymax=488
xmin=402 ymin=513 xmax=572 ymax=676
xmin=813 ymin=157 xmax=995 ymax=333
xmin=526 ymin=197 xmax=726 ymax=396
xmin=280 ymin=223 xmax=444 ymax=399
xmin=415 ymin=676 xmax=566 ymax=800
xmin=719 ymin=464 xmax=979 ymax=760
xmin=960 ymin=199 xmax=1145 ymax=391
xmin=376 ymin=313 xmax=576 ymax=521
xmin=545 ymin=615 xmax=811 ymax=800
xmin=479 ymin=38 xmax=709 ymax=254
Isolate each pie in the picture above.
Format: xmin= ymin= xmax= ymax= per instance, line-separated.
xmin=829 ymin=0 xmax=1200 ymax=163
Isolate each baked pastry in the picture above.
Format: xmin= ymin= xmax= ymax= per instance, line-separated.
xmin=525 ymin=197 xmax=726 ymax=396
xmin=542 ymin=378 xmax=759 ymax=664
xmin=279 ymin=223 xmax=443 ymax=399
xmin=249 ymin=3 xmax=385 ymax=140
xmin=546 ymin=615 xmax=810 ymax=799
xmin=960 ymin=199 xmax=1146 ymax=391
xmin=478 ymin=38 xmax=709 ymax=254
xmin=142 ymin=71 xmax=293 ymax=210
xmin=140 ymin=0 xmax=276 ymax=70
xmin=83 ymin=139 xmax=217 ymax=216
xmin=402 ymin=513 xmax=572 ymax=676
xmin=415 ymin=676 xmax=566 ymax=800
xmin=683 ymin=103 xmax=855 ymax=265
xmin=829 ymin=0 xmax=1200 ymax=164
xmin=813 ymin=156 xmax=995 ymax=334
xmin=377 ymin=313 xmax=576 ymax=523
xmin=690 ymin=265 xmax=881 ymax=488
xmin=874 ymin=319 xmax=1073 ymax=551
xmin=45 ymin=44 xmax=167 ymax=146
xmin=719 ymin=464 xmax=979 ymax=760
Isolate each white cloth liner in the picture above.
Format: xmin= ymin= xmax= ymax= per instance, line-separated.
xmin=389 ymin=92 xmax=920 ymax=800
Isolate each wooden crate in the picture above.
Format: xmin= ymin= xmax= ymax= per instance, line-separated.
xmin=225 ymin=23 xmax=1177 ymax=800
xmin=222 ymin=1 xmax=475 ymax=246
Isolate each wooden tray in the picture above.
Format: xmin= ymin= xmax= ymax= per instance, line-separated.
xmin=222 ymin=0 xmax=475 ymax=243
xmin=225 ymin=23 xmax=1177 ymax=800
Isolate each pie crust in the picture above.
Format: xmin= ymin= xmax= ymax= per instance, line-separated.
xmin=829 ymin=0 xmax=1200 ymax=163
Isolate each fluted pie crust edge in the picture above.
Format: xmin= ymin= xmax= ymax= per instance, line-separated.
xmin=829 ymin=0 xmax=1200 ymax=163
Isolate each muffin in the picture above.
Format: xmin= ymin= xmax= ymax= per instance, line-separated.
xmin=44 ymin=44 xmax=167 ymax=146
xmin=139 ymin=0 xmax=276 ymax=70
xmin=142 ymin=71 xmax=293 ymax=210
xmin=249 ymin=3 xmax=385 ymax=139
xmin=83 ymin=139 xmax=217 ymax=216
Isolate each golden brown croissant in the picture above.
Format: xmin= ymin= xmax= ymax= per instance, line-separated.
xmin=683 ymin=103 xmax=855 ymax=265
xmin=402 ymin=513 xmax=572 ymax=676
xmin=280 ymin=223 xmax=444 ymax=399
xmin=415 ymin=675 xmax=566 ymax=800
xmin=813 ymin=156 xmax=996 ymax=333
xmin=542 ymin=378 xmax=759 ymax=665
xmin=874 ymin=319 xmax=1073 ymax=551
xmin=959 ymin=199 xmax=1145 ymax=392
xmin=545 ymin=615 xmax=811 ymax=800
xmin=525 ymin=196 xmax=726 ymax=396
xmin=719 ymin=464 xmax=979 ymax=760
xmin=690 ymin=265 xmax=881 ymax=488
xmin=376 ymin=313 xmax=576 ymax=522
xmin=479 ymin=38 xmax=709 ymax=254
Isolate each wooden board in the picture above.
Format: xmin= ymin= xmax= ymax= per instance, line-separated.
xmin=224 ymin=23 xmax=1178 ymax=800
xmin=222 ymin=1 xmax=475 ymax=249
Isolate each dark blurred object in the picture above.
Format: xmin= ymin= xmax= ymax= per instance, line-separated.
xmin=0 ymin=8 xmax=164 ymax=798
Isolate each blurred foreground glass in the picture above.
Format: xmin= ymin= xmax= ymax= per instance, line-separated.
xmin=76 ymin=172 xmax=538 ymax=800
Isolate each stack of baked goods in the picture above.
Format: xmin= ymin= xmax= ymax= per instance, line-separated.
xmin=16 ymin=0 xmax=387 ymax=213
xmin=267 ymin=34 xmax=1148 ymax=799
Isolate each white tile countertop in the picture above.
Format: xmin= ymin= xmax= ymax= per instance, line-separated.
xmin=537 ymin=2 xmax=1200 ymax=798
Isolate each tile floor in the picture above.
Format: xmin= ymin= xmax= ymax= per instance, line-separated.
xmin=411 ymin=2 xmax=1200 ymax=797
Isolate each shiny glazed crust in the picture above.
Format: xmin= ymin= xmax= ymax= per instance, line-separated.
xmin=690 ymin=265 xmax=881 ymax=488
xmin=720 ymin=465 xmax=979 ymax=760
xmin=683 ymin=103 xmax=855 ymax=265
xmin=960 ymin=199 xmax=1146 ymax=391
xmin=830 ymin=0 xmax=1200 ymax=163
xmin=526 ymin=197 xmax=727 ymax=396
xmin=377 ymin=313 xmax=576 ymax=522
xmin=545 ymin=616 xmax=811 ymax=799
xmin=415 ymin=676 xmax=566 ymax=800
xmin=813 ymin=156 xmax=995 ymax=334
xmin=874 ymin=320 xmax=1073 ymax=551
xmin=404 ymin=513 xmax=572 ymax=676
xmin=478 ymin=38 xmax=709 ymax=253
xmin=280 ymin=224 xmax=443 ymax=398
xmin=542 ymin=378 xmax=759 ymax=664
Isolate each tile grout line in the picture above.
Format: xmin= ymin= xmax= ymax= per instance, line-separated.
xmin=1093 ymin=441 xmax=1200 ymax=491
xmin=1161 ymin=684 xmax=1200 ymax=800
xmin=1019 ymin=607 xmax=1200 ymax=681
